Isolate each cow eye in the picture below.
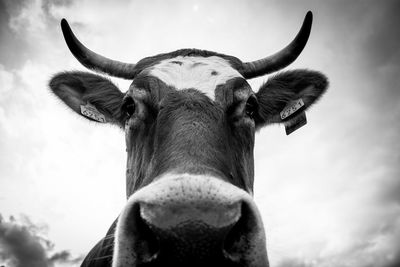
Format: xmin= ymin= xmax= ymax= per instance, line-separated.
xmin=245 ymin=95 xmax=258 ymax=119
xmin=122 ymin=96 xmax=136 ymax=117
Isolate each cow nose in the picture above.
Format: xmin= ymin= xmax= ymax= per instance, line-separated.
xmin=113 ymin=175 xmax=269 ymax=267
xmin=138 ymin=199 xmax=243 ymax=263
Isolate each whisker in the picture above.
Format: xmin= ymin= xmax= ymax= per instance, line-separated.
xmin=91 ymin=254 xmax=113 ymax=260
xmin=103 ymin=235 xmax=115 ymax=240
xmin=100 ymin=243 xmax=115 ymax=250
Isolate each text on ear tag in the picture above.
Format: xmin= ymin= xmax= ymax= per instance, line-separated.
xmin=280 ymin=98 xmax=304 ymax=120
xmin=80 ymin=103 xmax=107 ymax=123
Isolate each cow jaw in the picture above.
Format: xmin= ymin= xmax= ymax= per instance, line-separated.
xmin=113 ymin=174 xmax=269 ymax=267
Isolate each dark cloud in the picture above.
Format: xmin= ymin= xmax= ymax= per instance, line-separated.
xmin=49 ymin=250 xmax=82 ymax=265
xmin=0 ymin=214 xmax=49 ymax=267
xmin=377 ymin=163 xmax=400 ymax=205
xmin=1 ymin=0 xmax=30 ymax=13
xmin=0 ymin=214 xmax=83 ymax=267
xmin=354 ymin=0 xmax=400 ymax=113
xmin=384 ymin=255 xmax=400 ymax=267
xmin=361 ymin=0 xmax=400 ymax=68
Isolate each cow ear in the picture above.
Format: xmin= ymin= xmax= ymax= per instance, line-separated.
xmin=255 ymin=69 xmax=328 ymax=127
xmin=49 ymin=71 xmax=125 ymax=127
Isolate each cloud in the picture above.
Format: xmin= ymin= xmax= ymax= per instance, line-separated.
xmin=265 ymin=197 xmax=400 ymax=267
xmin=0 ymin=214 xmax=48 ymax=267
xmin=0 ymin=0 xmax=75 ymax=69
xmin=0 ymin=214 xmax=83 ymax=267
xmin=353 ymin=0 xmax=400 ymax=113
xmin=2 ymin=0 xmax=74 ymax=33
xmin=0 ymin=0 xmax=32 ymax=69
xmin=49 ymin=250 xmax=82 ymax=264
xmin=0 ymin=65 xmax=14 ymax=94
xmin=360 ymin=0 xmax=400 ymax=68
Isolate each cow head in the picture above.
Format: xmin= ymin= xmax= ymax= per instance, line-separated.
xmin=49 ymin=11 xmax=328 ymax=267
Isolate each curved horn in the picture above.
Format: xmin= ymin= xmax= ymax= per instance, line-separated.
xmin=61 ymin=19 xmax=137 ymax=79
xmin=241 ymin=11 xmax=313 ymax=79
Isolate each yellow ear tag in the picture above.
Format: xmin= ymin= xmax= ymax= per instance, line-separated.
xmin=80 ymin=102 xmax=107 ymax=123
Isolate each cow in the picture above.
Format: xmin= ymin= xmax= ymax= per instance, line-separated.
xmin=49 ymin=11 xmax=328 ymax=267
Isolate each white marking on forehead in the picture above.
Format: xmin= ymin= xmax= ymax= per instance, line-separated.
xmin=149 ymin=56 xmax=243 ymax=100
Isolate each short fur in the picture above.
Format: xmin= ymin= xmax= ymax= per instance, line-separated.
xmin=132 ymin=49 xmax=243 ymax=77
xmin=149 ymin=56 xmax=243 ymax=100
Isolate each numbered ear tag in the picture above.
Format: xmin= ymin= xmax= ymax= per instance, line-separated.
xmin=280 ymin=99 xmax=307 ymax=135
xmin=280 ymin=98 xmax=304 ymax=120
xmin=80 ymin=102 xmax=107 ymax=123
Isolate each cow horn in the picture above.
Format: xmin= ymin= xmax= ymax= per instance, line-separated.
xmin=61 ymin=19 xmax=137 ymax=79
xmin=241 ymin=11 xmax=313 ymax=79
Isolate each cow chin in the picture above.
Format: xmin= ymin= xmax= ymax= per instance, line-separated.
xmin=112 ymin=174 xmax=269 ymax=267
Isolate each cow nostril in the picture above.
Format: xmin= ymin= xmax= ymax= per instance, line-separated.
xmin=223 ymin=202 xmax=254 ymax=262
xmin=126 ymin=204 xmax=160 ymax=263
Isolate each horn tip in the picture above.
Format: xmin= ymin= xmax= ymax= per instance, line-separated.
xmin=305 ymin=11 xmax=313 ymax=23
xmin=60 ymin=18 xmax=70 ymax=32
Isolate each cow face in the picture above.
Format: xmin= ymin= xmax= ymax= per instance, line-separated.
xmin=124 ymin=55 xmax=256 ymax=194
xmin=49 ymin=11 xmax=328 ymax=267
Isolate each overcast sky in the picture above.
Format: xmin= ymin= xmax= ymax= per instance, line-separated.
xmin=0 ymin=0 xmax=399 ymax=266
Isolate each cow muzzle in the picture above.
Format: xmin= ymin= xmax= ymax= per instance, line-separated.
xmin=113 ymin=174 xmax=269 ymax=267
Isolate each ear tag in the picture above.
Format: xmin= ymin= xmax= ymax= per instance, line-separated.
xmin=280 ymin=98 xmax=304 ymax=120
xmin=280 ymin=99 xmax=307 ymax=135
xmin=80 ymin=102 xmax=107 ymax=123
xmin=284 ymin=111 xmax=307 ymax=135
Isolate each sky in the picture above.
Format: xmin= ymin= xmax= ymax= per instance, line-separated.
xmin=0 ymin=0 xmax=399 ymax=266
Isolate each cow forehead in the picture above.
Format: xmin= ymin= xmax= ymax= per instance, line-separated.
xmin=148 ymin=56 xmax=243 ymax=100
